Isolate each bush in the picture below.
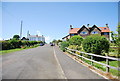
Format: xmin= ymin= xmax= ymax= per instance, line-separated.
xmin=1 ymin=39 xmax=40 ymax=50
xmin=8 ymin=39 xmax=22 ymax=48
xmin=69 ymin=35 xmax=83 ymax=46
xmin=60 ymin=41 xmax=69 ymax=52
xmin=82 ymin=34 xmax=110 ymax=55
xmin=68 ymin=45 xmax=82 ymax=51
xmin=1 ymin=41 xmax=11 ymax=50
xmin=37 ymin=41 xmax=43 ymax=44
xmin=56 ymin=40 xmax=62 ymax=45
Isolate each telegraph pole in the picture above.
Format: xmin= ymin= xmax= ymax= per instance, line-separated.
xmin=20 ymin=20 xmax=23 ymax=39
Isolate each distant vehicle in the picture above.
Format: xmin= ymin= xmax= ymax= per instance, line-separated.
xmin=50 ymin=43 xmax=55 ymax=46
xmin=40 ymin=43 xmax=44 ymax=46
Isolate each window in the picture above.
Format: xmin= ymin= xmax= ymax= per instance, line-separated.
xmin=104 ymin=32 xmax=108 ymax=35
xmin=71 ymin=34 xmax=74 ymax=36
xmin=80 ymin=31 xmax=88 ymax=35
xmin=104 ymin=28 xmax=107 ymax=30
xmin=91 ymin=31 xmax=98 ymax=34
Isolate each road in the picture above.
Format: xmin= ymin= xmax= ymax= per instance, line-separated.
xmin=1 ymin=44 xmax=107 ymax=80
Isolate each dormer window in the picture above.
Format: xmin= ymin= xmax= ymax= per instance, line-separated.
xmin=91 ymin=31 xmax=98 ymax=34
xmin=80 ymin=31 xmax=88 ymax=35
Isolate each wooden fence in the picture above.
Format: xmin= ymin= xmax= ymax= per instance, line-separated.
xmin=65 ymin=47 xmax=120 ymax=73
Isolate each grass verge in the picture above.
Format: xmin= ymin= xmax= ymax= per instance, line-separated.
xmin=0 ymin=44 xmax=40 ymax=55
xmin=83 ymin=58 xmax=119 ymax=76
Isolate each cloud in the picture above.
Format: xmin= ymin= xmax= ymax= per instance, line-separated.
xmin=36 ymin=30 xmax=41 ymax=36
xmin=0 ymin=37 xmax=2 ymax=40
xmin=45 ymin=36 xmax=52 ymax=43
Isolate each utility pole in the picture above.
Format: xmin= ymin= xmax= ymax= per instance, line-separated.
xmin=20 ymin=20 xmax=23 ymax=39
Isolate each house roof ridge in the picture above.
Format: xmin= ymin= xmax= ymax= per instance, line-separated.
xmin=69 ymin=25 xmax=110 ymax=34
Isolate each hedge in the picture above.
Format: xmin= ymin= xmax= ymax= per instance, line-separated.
xmin=1 ymin=40 xmax=43 ymax=50
xmin=82 ymin=34 xmax=110 ymax=55
xmin=69 ymin=35 xmax=83 ymax=46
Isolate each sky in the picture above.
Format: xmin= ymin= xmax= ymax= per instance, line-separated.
xmin=1 ymin=2 xmax=119 ymax=43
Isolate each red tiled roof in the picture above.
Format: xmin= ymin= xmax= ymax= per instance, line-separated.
xmin=69 ymin=28 xmax=80 ymax=34
xmin=98 ymin=27 xmax=110 ymax=32
xmin=69 ymin=27 xmax=110 ymax=34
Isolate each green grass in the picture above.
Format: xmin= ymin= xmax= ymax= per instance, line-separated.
xmin=82 ymin=58 xmax=119 ymax=76
xmin=0 ymin=44 xmax=40 ymax=55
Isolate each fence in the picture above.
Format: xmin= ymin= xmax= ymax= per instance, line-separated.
xmin=65 ymin=47 xmax=120 ymax=73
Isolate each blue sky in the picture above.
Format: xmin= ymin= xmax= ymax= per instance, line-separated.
xmin=1 ymin=2 xmax=118 ymax=43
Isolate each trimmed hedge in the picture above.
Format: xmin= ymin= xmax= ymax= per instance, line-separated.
xmin=69 ymin=35 xmax=83 ymax=46
xmin=1 ymin=41 xmax=11 ymax=50
xmin=82 ymin=34 xmax=110 ymax=55
xmin=1 ymin=40 xmax=43 ymax=50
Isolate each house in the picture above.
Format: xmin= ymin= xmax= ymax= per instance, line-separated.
xmin=62 ymin=24 xmax=110 ymax=40
xmin=27 ymin=34 xmax=45 ymax=42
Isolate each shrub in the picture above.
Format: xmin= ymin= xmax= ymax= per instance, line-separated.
xmin=8 ymin=39 xmax=22 ymax=48
xmin=56 ymin=40 xmax=62 ymax=45
xmin=0 ymin=41 xmax=2 ymax=50
xmin=1 ymin=39 xmax=40 ymax=50
xmin=60 ymin=41 xmax=69 ymax=52
xmin=22 ymin=41 xmax=30 ymax=46
xmin=68 ymin=45 xmax=82 ymax=51
xmin=69 ymin=35 xmax=83 ymax=46
xmin=37 ymin=41 xmax=43 ymax=44
xmin=82 ymin=34 xmax=110 ymax=55
xmin=13 ymin=35 xmax=20 ymax=40
xmin=1 ymin=41 xmax=11 ymax=50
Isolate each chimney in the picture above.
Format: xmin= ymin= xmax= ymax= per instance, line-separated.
xmin=106 ymin=24 xmax=109 ymax=28
xmin=87 ymin=24 xmax=89 ymax=27
xmin=70 ymin=25 xmax=73 ymax=29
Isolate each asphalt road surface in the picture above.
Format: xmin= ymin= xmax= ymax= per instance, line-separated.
xmin=1 ymin=44 xmax=107 ymax=80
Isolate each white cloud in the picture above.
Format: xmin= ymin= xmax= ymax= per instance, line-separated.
xmin=36 ymin=30 xmax=41 ymax=36
xmin=45 ymin=36 xmax=52 ymax=43
xmin=0 ymin=37 xmax=2 ymax=40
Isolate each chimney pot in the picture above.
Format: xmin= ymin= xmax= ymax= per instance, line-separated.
xmin=106 ymin=24 xmax=109 ymax=28
xmin=87 ymin=24 xmax=89 ymax=27
xmin=70 ymin=25 xmax=73 ymax=29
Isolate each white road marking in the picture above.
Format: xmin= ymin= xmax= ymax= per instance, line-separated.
xmin=53 ymin=46 xmax=67 ymax=80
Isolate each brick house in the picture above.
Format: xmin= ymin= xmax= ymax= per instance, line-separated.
xmin=62 ymin=24 xmax=110 ymax=40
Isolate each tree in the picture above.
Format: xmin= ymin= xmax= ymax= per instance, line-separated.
xmin=60 ymin=41 xmax=69 ymax=52
xmin=111 ymin=23 xmax=120 ymax=47
xmin=82 ymin=34 xmax=110 ymax=55
xmin=52 ymin=39 xmax=57 ymax=43
xmin=13 ymin=35 xmax=20 ymax=40
xmin=69 ymin=35 xmax=83 ymax=46
xmin=8 ymin=39 xmax=22 ymax=48
xmin=111 ymin=23 xmax=120 ymax=57
xmin=56 ymin=40 xmax=62 ymax=45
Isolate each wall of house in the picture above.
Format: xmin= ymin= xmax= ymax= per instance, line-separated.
xmin=90 ymin=28 xmax=101 ymax=35
xmin=78 ymin=28 xmax=89 ymax=37
xmin=101 ymin=32 xmax=109 ymax=39
xmin=28 ymin=36 xmax=45 ymax=42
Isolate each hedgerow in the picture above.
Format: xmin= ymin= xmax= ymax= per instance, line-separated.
xmin=82 ymin=34 xmax=110 ymax=55
xmin=1 ymin=40 xmax=43 ymax=50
